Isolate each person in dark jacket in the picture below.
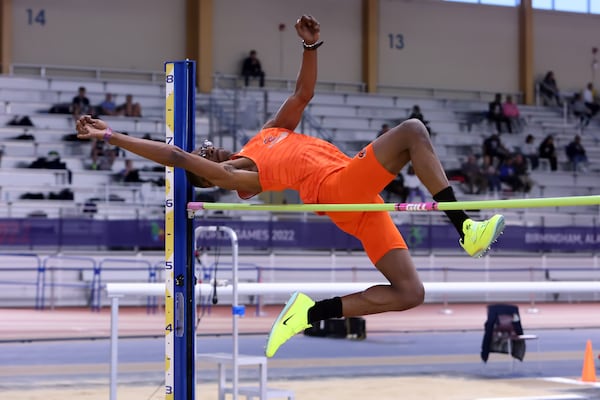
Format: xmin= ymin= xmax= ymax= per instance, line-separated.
xmin=241 ymin=50 xmax=265 ymax=87
xmin=538 ymin=135 xmax=558 ymax=171
xmin=487 ymin=93 xmax=512 ymax=134
xmin=565 ymin=135 xmax=588 ymax=172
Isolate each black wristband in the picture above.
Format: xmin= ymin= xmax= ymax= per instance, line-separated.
xmin=302 ymin=40 xmax=324 ymax=51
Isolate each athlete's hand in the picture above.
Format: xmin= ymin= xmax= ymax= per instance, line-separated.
xmin=76 ymin=115 xmax=108 ymax=140
xmin=295 ymin=15 xmax=320 ymax=45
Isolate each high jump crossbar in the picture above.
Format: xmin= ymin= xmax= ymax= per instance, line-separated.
xmin=187 ymin=195 xmax=600 ymax=215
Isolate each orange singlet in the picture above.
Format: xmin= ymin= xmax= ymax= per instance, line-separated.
xmin=233 ymin=128 xmax=407 ymax=263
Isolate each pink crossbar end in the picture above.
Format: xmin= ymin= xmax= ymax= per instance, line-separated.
xmin=394 ymin=202 xmax=438 ymax=212
xmin=187 ymin=202 xmax=205 ymax=211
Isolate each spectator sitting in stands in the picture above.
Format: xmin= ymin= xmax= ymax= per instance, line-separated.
xmin=582 ymin=82 xmax=599 ymax=118
xmin=482 ymin=133 xmax=510 ymax=167
xmin=488 ymin=93 xmax=512 ymax=134
xmin=408 ymin=105 xmax=433 ymax=136
xmin=483 ymin=157 xmax=501 ymax=194
xmin=382 ymin=172 xmax=408 ymax=202
xmin=460 ymin=154 xmax=487 ymax=195
xmin=377 ymin=123 xmax=390 ymax=138
xmin=521 ymin=134 xmax=539 ymax=170
xmin=497 ymin=154 xmax=532 ymax=194
xmin=116 ymin=94 xmax=142 ymax=117
xmin=404 ymin=164 xmax=426 ymax=203
xmin=116 ymin=159 xmax=143 ymax=183
xmin=571 ymin=93 xmax=592 ymax=129
xmin=71 ymin=86 xmax=92 ymax=120
xmin=565 ymin=135 xmax=588 ymax=172
xmin=539 ymin=71 xmax=563 ymax=107
xmin=512 ymin=153 xmax=533 ymax=193
xmin=502 ymin=95 xmax=523 ymax=133
xmin=538 ymin=134 xmax=558 ymax=171
xmin=90 ymin=138 xmax=117 ymax=170
xmin=498 ymin=156 xmax=523 ymax=193
xmin=241 ymin=49 xmax=265 ymax=87
xmin=98 ymin=93 xmax=117 ymax=116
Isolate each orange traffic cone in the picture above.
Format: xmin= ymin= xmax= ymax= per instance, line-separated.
xmin=581 ymin=340 xmax=597 ymax=383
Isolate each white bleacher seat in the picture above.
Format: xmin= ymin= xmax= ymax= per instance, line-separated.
xmin=28 ymin=114 xmax=73 ymax=130
xmin=5 ymin=101 xmax=54 ymax=115
xmin=310 ymin=92 xmax=348 ymax=105
xmin=130 ymin=118 xmax=163 ymax=134
xmin=308 ymin=104 xmax=359 ymax=118
xmin=47 ymin=79 xmax=106 ymax=94
xmin=345 ymin=94 xmax=396 ymax=107
xmin=354 ymin=105 xmax=409 ymax=119
xmin=418 ymin=109 xmax=456 ymax=121
xmin=395 ymin=98 xmax=445 ymax=109
xmin=0 ymin=199 xmax=80 ymax=218
xmin=0 ymin=128 xmax=76 ymax=145
xmin=94 ymin=116 xmax=138 ymax=133
xmin=105 ymin=82 xmax=164 ymax=97
xmin=0 ymin=89 xmax=60 ymax=104
xmin=129 ymin=96 xmax=164 ymax=108
xmin=313 ymin=127 xmax=363 ymax=144
xmin=125 ymin=107 xmax=159 ymax=119
xmin=430 ymin=120 xmax=462 ymax=133
xmin=0 ymin=76 xmax=48 ymax=90
xmin=0 ymin=168 xmax=69 ymax=186
xmin=319 ymin=115 xmax=377 ymax=130
xmin=69 ymin=170 xmax=114 ymax=187
xmin=93 ymin=202 xmax=163 ymax=219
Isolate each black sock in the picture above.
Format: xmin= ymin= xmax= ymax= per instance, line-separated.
xmin=433 ymin=186 xmax=469 ymax=239
xmin=307 ymin=297 xmax=343 ymax=324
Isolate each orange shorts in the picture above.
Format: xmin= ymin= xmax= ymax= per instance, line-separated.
xmin=317 ymin=143 xmax=408 ymax=264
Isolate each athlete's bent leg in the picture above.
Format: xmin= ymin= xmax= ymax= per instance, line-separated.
xmin=339 ymin=248 xmax=424 ymax=316
xmin=265 ymin=249 xmax=423 ymax=358
xmin=373 ymin=118 xmax=505 ymax=256
xmin=372 ymin=118 xmax=448 ymax=195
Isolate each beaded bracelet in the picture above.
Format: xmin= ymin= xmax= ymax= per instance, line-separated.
xmin=302 ymin=40 xmax=324 ymax=51
xmin=103 ymin=127 xmax=113 ymax=143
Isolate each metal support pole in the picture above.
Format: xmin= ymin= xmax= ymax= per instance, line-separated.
xmin=194 ymin=226 xmax=241 ymax=399
xmin=109 ymin=295 xmax=121 ymax=400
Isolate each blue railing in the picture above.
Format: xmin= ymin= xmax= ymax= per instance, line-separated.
xmin=42 ymin=255 xmax=100 ymax=311
xmin=0 ymin=254 xmax=161 ymax=311
xmin=0 ymin=252 xmax=43 ymax=309
xmin=1 ymin=253 xmax=599 ymax=311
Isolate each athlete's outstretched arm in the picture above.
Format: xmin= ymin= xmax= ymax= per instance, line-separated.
xmin=263 ymin=15 xmax=321 ymax=131
xmin=76 ymin=116 xmax=261 ymax=192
